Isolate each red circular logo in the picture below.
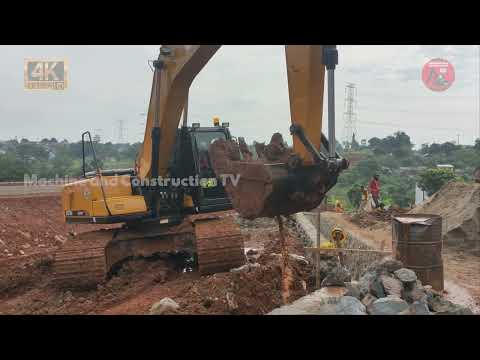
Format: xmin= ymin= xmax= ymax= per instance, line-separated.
xmin=422 ymin=58 xmax=455 ymax=92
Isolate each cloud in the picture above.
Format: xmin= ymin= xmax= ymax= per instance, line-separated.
xmin=0 ymin=45 xmax=478 ymax=148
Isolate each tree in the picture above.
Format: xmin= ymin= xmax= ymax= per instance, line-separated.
xmin=347 ymin=184 xmax=362 ymax=208
xmin=439 ymin=141 xmax=457 ymax=155
xmin=350 ymin=134 xmax=360 ymax=150
xmin=417 ymin=168 xmax=458 ymax=196
xmin=475 ymin=138 xmax=480 ymax=151
xmin=367 ymin=131 xmax=413 ymax=157
xmin=356 ymin=158 xmax=380 ymax=179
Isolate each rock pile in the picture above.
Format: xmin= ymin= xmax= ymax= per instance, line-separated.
xmin=268 ymin=256 xmax=474 ymax=315
xmin=354 ymin=257 xmax=473 ymax=315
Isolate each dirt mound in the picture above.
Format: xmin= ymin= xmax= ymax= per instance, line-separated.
xmin=0 ymin=195 xmax=117 ymax=260
xmin=0 ymin=205 xmax=314 ymax=315
xmin=349 ymin=207 xmax=409 ymax=230
xmin=410 ymin=181 xmax=480 ymax=248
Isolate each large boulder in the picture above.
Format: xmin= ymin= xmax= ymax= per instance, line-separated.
xmin=149 ymin=298 xmax=180 ymax=315
xmin=317 ymin=254 xmax=343 ymax=282
xmin=380 ymin=275 xmax=403 ymax=298
xmin=369 ymin=276 xmax=386 ymax=299
xmin=334 ymin=297 xmax=367 ymax=315
xmin=402 ymin=283 xmax=427 ymax=303
xmin=409 ymin=298 xmax=431 ymax=315
xmin=358 ymin=270 xmax=377 ymax=299
xmin=368 ymin=257 xmax=404 ymax=274
xmin=361 ymin=293 xmax=378 ymax=308
xmin=394 ymin=268 xmax=417 ymax=289
xmin=367 ymin=296 xmax=409 ymax=315
xmin=268 ymin=292 xmax=366 ymax=315
xmin=321 ymin=266 xmax=351 ymax=287
xmin=344 ymin=281 xmax=361 ymax=300
xmin=267 ymin=287 xmax=349 ymax=315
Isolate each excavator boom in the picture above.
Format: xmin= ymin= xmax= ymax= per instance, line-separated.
xmin=137 ymin=45 xmax=220 ymax=180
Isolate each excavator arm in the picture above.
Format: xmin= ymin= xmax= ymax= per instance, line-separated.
xmin=137 ymin=45 xmax=341 ymax=175
xmin=137 ymin=45 xmax=348 ymax=219
xmin=137 ymin=45 xmax=220 ymax=181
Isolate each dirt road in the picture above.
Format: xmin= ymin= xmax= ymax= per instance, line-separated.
xmin=0 ymin=183 xmax=62 ymax=198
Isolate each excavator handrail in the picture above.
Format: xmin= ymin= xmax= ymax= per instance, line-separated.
xmin=81 ymin=131 xmax=112 ymax=217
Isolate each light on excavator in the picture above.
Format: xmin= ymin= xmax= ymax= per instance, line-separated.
xmin=192 ymin=123 xmax=200 ymax=128
xmin=213 ymin=116 xmax=220 ymax=126
xmin=221 ymin=122 xmax=229 ymax=128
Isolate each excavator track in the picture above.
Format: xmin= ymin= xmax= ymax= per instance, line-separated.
xmin=52 ymin=213 xmax=246 ymax=289
xmin=52 ymin=229 xmax=112 ymax=289
xmin=193 ymin=213 xmax=245 ymax=275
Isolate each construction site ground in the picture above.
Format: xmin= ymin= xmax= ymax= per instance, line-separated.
xmin=321 ymin=210 xmax=480 ymax=313
xmin=0 ymin=191 xmax=478 ymax=315
xmin=0 ymin=194 xmax=312 ymax=315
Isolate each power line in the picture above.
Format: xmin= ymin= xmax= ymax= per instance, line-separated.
xmin=342 ymin=83 xmax=357 ymax=149
xmin=116 ymin=120 xmax=126 ymax=143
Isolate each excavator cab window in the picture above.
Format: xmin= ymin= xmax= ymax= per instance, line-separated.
xmin=191 ymin=128 xmax=231 ymax=211
xmin=194 ymin=131 xmax=225 ymax=179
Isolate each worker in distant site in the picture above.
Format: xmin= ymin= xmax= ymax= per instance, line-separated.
xmin=369 ymin=174 xmax=381 ymax=209
xmin=335 ymin=200 xmax=344 ymax=213
xmin=361 ymin=185 xmax=368 ymax=202
xmin=359 ymin=185 xmax=369 ymax=210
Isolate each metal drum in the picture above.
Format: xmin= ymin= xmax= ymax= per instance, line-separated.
xmin=392 ymin=214 xmax=444 ymax=291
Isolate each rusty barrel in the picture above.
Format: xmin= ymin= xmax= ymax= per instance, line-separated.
xmin=392 ymin=214 xmax=444 ymax=291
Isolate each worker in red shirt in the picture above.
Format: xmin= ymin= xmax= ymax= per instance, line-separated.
xmin=369 ymin=174 xmax=381 ymax=209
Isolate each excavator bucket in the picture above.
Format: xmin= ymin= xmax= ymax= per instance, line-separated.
xmin=209 ymin=134 xmax=347 ymax=220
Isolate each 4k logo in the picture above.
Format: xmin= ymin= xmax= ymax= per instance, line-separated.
xmin=24 ymin=59 xmax=68 ymax=90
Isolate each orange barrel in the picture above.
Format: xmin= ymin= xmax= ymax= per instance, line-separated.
xmin=392 ymin=214 xmax=444 ymax=291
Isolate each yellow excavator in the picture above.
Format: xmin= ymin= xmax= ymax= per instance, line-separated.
xmin=53 ymin=45 xmax=348 ymax=288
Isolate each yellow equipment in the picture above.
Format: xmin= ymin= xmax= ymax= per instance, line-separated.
xmin=331 ymin=226 xmax=347 ymax=248
xmin=54 ymin=45 xmax=349 ymax=288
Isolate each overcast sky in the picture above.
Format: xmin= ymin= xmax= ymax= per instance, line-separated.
xmin=1 ymin=45 xmax=478 ymax=147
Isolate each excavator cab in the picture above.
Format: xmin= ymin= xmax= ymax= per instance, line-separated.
xmin=169 ymin=123 xmax=234 ymax=215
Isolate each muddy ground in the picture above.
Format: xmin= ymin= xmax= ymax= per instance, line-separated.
xmin=0 ymin=195 xmax=478 ymax=315
xmin=0 ymin=196 xmax=313 ymax=315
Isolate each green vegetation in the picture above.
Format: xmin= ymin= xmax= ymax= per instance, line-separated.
xmin=417 ymin=168 xmax=460 ymax=196
xmin=0 ymin=133 xmax=478 ymax=212
xmin=328 ymin=133 xmax=479 ymax=211
xmin=0 ymin=138 xmax=140 ymax=181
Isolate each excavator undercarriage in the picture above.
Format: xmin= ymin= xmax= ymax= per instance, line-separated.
xmin=53 ymin=212 xmax=245 ymax=289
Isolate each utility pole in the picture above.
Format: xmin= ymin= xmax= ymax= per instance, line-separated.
xmin=343 ymin=83 xmax=358 ymax=150
xmin=116 ymin=120 xmax=126 ymax=144
xmin=93 ymin=129 xmax=102 ymax=144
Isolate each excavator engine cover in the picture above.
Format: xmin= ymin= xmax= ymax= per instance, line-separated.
xmin=209 ymin=136 xmax=346 ymax=220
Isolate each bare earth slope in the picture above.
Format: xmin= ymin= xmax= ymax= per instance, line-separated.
xmin=409 ymin=181 xmax=480 ymax=248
